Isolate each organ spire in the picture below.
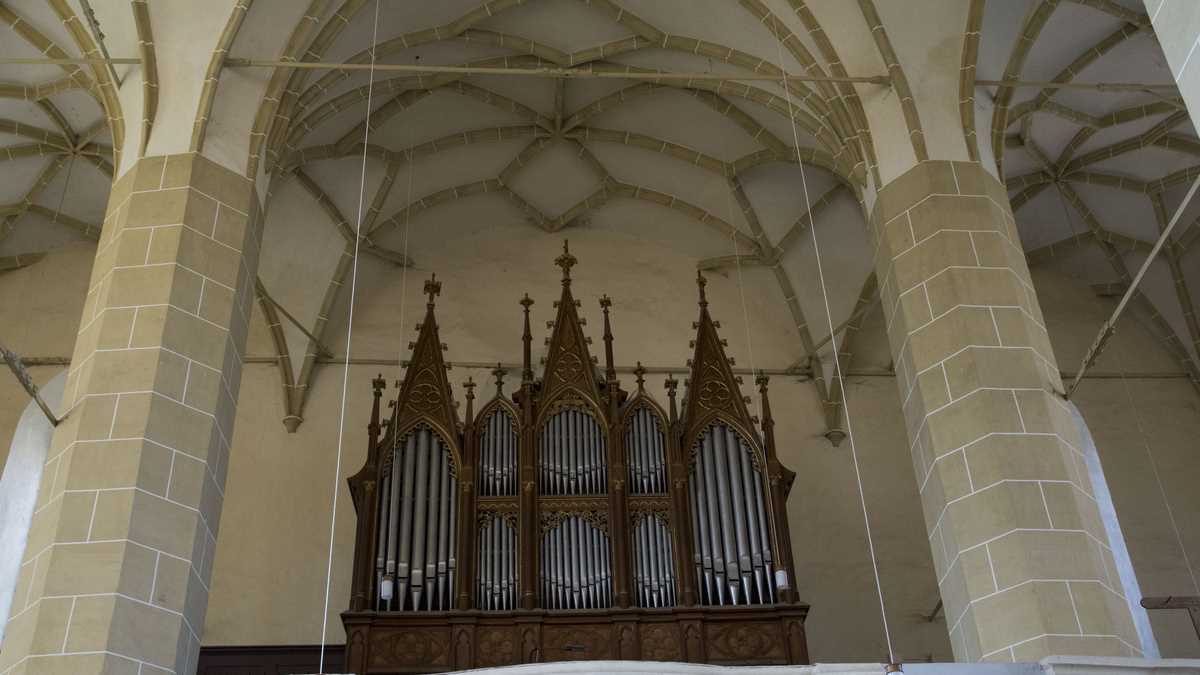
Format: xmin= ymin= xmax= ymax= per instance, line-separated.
xmin=681 ymin=271 xmax=757 ymax=453
xmin=393 ymin=274 xmax=460 ymax=444
xmin=541 ymin=240 xmax=602 ymax=404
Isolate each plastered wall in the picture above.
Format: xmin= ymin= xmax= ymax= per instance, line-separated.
xmin=2 ymin=236 xmax=1199 ymax=662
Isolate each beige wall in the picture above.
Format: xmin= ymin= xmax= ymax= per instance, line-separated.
xmin=2 ymin=234 xmax=1199 ymax=662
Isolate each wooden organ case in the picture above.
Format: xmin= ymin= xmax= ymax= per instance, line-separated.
xmin=343 ymin=245 xmax=809 ymax=673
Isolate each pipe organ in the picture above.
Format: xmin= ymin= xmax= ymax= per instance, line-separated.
xmin=344 ymin=244 xmax=808 ymax=674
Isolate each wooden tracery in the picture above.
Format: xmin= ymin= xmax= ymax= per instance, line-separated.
xmin=343 ymin=245 xmax=808 ymax=674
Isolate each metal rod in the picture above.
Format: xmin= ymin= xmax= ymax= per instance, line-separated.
xmin=0 ymin=57 xmax=141 ymax=65
xmin=976 ymin=78 xmax=1179 ymax=92
xmin=807 ymin=296 xmax=878 ymax=355
xmin=927 ymin=598 xmax=943 ymax=623
xmin=1068 ymin=172 xmax=1200 ymax=397
xmin=257 ymin=283 xmax=334 ymax=357
xmin=0 ymin=344 xmax=60 ymax=426
xmin=219 ymin=58 xmax=890 ymax=84
xmin=4 ymin=55 xmax=1184 ymax=91
xmin=78 ymin=0 xmax=124 ymax=85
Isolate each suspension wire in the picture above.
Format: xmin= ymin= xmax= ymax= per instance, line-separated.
xmin=774 ymin=40 xmax=897 ymax=666
xmin=1053 ymin=187 xmax=1199 ymax=597
xmin=319 ymin=0 xmax=381 ymax=670
xmin=50 ymin=154 xmax=76 ymax=230
xmin=721 ymin=175 xmax=761 ymax=419
xmin=397 ymin=126 xmax=416 ymax=377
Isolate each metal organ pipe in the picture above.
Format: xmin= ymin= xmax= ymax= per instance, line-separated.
xmin=539 ymin=409 xmax=606 ymax=496
xmin=373 ymin=427 xmax=458 ymax=611
xmin=631 ymin=514 xmax=677 ymax=608
xmin=689 ymin=424 xmax=777 ymax=607
xmin=481 ymin=410 xmax=517 ymax=497
xmin=627 ymin=407 xmax=667 ymax=495
xmin=475 ymin=514 xmax=517 ymax=610
xmin=539 ymin=516 xmax=612 ymax=610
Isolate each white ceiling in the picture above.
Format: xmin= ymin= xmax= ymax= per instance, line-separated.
xmin=1 ymin=0 xmax=1198 ymax=408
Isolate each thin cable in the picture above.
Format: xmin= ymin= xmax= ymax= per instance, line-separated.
xmin=1054 ymin=187 xmax=1199 ymax=595
xmin=774 ymin=40 xmax=896 ymax=665
xmin=319 ymin=0 xmax=381 ymax=670
xmin=722 ymin=181 xmax=760 ymax=418
xmin=50 ymin=155 xmax=75 ymax=229
xmin=397 ymin=127 xmax=415 ymax=370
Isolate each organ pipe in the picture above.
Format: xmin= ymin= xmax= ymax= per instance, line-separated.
xmin=539 ymin=408 xmax=606 ymax=496
xmin=374 ymin=426 xmax=458 ymax=611
xmin=540 ymin=516 xmax=612 ymax=610
xmin=476 ymin=513 xmax=517 ymax=610
xmin=626 ymin=406 xmax=667 ymax=495
xmin=479 ymin=409 xmax=517 ymax=497
xmin=690 ymin=423 xmax=776 ymax=606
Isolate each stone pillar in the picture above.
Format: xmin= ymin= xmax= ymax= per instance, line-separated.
xmin=0 ymin=153 xmax=260 ymax=674
xmin=870 ymin=160 xmax=1138 ymax=660
xmin=1145 ymin=2 xmax=1200 ymax=121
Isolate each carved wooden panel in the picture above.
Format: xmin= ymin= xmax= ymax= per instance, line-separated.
xmin=368 ymin=627 xmax=450 ymax=669
xmin=475 ymin=626 xmax=520 ymax=668
xmin=704 ymin=621 xmax=786 ymax=663
xmin=542 ymin=624 xmax=613 ymax=661
xmin=640 ymin=623 xmax=683 ymax=661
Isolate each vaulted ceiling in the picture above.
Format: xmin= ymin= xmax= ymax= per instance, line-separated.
xmin=1 ymin=0 xmax=1197 ymax=429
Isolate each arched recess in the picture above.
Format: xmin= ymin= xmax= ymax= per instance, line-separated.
xmin=0 ymin=370 xmax=65 ymax=644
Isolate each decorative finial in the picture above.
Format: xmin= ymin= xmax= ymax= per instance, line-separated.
xmin=755 ymin=370 xmax=769 ymax=390
xmin=493 ymin=363 xmax=506 ymax=393
xmin=424 ymin=273 xmax=441 ymax=305
xmin=696 ymin=270 xmax=708 ymax=308
xmin=634 ymin=362 xmax=646 ymax=390
xmin=372 ymin=372 xmax=386 ymax=391
xmin=599 ymin=294 xmax=611 ymax=311
xmin=554 ymin=239 xmax=577 ymax=284
xmin=464 ymin=377 xmax=476 ymax=398
xmin=520 ymin=293 xmax=534 ymax=310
